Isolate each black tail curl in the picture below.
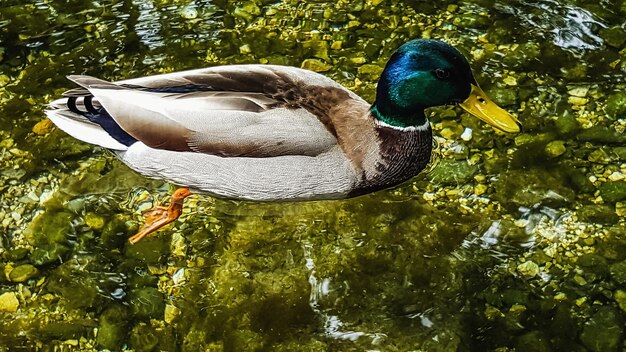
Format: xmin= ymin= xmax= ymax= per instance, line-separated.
xmin=66 ymin=96 xmax=137 ymax=147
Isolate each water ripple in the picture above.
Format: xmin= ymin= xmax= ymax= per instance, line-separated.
xmin=496 ymin=0 xmax=607 ymax=50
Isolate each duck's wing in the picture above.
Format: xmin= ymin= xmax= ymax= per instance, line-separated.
xmin=54 ymin=65 xmax=368 ymax=158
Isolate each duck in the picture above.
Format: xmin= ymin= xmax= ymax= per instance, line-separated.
xmin=46 ymin=39 xmax=521 ymax=244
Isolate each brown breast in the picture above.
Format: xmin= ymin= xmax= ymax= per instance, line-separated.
xmin=350 ymin=124 xmax=433 ymax=196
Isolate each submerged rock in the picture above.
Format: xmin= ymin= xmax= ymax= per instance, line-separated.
xmin=31 ymin=130 xmax=93 ymax=162
xmin=357 ymin=63 xmax=384 ymax=79
xmin=577 ymin=205 xmax=619 ymax=225
xmin=517 ymin=261 xmax=539 ymax=279
xmin=428 ymin=159 xmax=478 ymax=185
xmin=605 ymin=92 xmax=626 ymax=119
xmin=233 ymin=1 xmax=261 ymax=22
xmin=129 ymin=287 xmax=165 ymax=320
xmin=129 ymin=323 xmax=159 ymax=352
xmin=502 ymin=42 xmax=541 ymax=68
xmin=515 ymin=330 xmax=551 ymax=352
xmin=0 ymin=292 xmax=19 ymax=313
xmin=579 ymin=307 xmax=623 ymax=352
xmin=494 ymin=169 xmax=575 ymax=209
xmin=47 ymin=256 xmax=121 ymax=310
xmin=453 ymin=13 xmax=490 ymax=29
xmin=612 ymin=147 xmax=626 ymax=161
xmin=601 ymin=226 xmax=626 ymax=261
xmin=554 ymin=112 xmax=580 ymax=136
xmin=609 ymin=261 xmax=626 ymax=285
xmin=600 ymin=26 xmax=626 ymax=49
xmin=576 ymin=253 xmax=609 ymax=283
xmin=29 ymin=243 xmax=70 ymax=265
xmin=27 ymin=210 xmax=75 ymax=246
xmin=564 ymin=166 xmax=595 ymax=193
xmin=99 ymin=214 xmax=132 ymax=249
xmin=31 ymin=118 xmax=55 ymax=136
xmin=588 ymin=148 xmax=611 ymax=164
xmin=488 ymin=87 xmax=517 ymax=106
xmin=164 ymin=304 xmax=180 ymax=324
xmin=8 ymin=264 xmax=39 ymax=283
xmin=544 ymin=140 xmax=566 ymax=158
xmin=577 ymin=126 xmax=625 ymax=144
xmin=96 ymin=305 xmax=130 ymax=350
xmin=38 ymin=320 xmax=95 ymax=341
xmin=84 ymin=212 xmax=106 ymax=231
xmin=124 ymin=236 xmax=169 ymax=265
xmin=300 ymin=58 xmax=332 ymax=72
xmin=550 ymin=304 xmax=578 ymax=340
xmin=615 ymin=290 xmax=626 ymax=313
xmin=5 ymin=248 xmax=29 ymax=261
xmin=599 ymin=182 xmax=626 ymax=203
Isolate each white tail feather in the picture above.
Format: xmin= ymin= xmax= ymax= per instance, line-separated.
xmin=45 ymin=108 xmax=128 ymax=151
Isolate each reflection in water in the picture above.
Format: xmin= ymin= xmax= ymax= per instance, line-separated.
xmin=476 ymin=220 xmax=504 ymax=249
xmin=404 ymin=310 xmax=434 ymax=329
xmin=133 ymin=0 xmax=164 ymax=50
xmin=303 ymin=242 xmax=386 ymax=345
xmin=496 ymin=0 xmax=606 ymax=50
xmin=551 ymin=5 xmax=605 ymax=49
xmin=461 ymin=204 xmax=565 ymax=258
xmin=518 ymin=204 xmax=569 ymax=241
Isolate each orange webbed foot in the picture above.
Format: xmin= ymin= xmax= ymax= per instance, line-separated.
xmin=128 ymin=188 xmax=192 ymax=245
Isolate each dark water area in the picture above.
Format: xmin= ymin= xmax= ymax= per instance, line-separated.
xmin=1 ymin=0 xmax=625 ymax=351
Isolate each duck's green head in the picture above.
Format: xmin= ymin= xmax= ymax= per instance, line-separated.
xmin=373 ymin=39 xmax=521 ymax=133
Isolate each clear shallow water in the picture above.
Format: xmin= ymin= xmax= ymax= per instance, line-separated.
xmin=1 ymin=0 xmax=625 ymax=351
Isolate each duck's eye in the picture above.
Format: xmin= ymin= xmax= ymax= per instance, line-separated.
xmin=434 ymin=68 xmax=450 ymax=80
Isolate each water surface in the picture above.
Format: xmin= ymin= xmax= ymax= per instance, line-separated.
xmin=1 ymin=0 xmax=625 ymax=350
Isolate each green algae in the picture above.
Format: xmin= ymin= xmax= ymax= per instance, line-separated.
xmin=427 ymin=159 xmax=478 ymax=185
xmin=96 ymin=305 xmax=130 ymax=350
xmin=128 ymin=324 xmax=161 ymax=352
xmin=125 ymin=236 xmax=171 ymax=266
xmin=47 ymin=256 xmax=121 ymax=309
xmin=580 ymin=307 xmax=624 ymax=352
xmin=609 ymin=261 xmax=626 ymax=285
xmin=488 ymin=86 xmax=518 ymax=107
xmin=600 ymin=182 xmax=626 ymax=203
xmin=129 ymin=287 xmax=166 ymax=321
xmin=4 ymin=247 xmax=29 ymax=261
xmin=7 ymin=263 xmax=38 ymax=282
xmin=577 ymin=205 xmax=620 ymax=225
xmin=605 ymin=92 xmax=626 ymax=118
xmin=38 ymin=320 xmax=96 ymax=342
xmin=577 ymin=126 xmax=626 ymax=144
xmin=29 ymin=243 xmax=70 ymax=265
xmin=600 ymin=26 xmax=626 ymax=49
xmin=554 ymin=112 xmax=581 ymax=136
xmin=516 ymin=330 xmax=552 ymax=352
xmin=545 ymin=140 xmax=567 ymax=158
xmin=494 ymin=169 xmax=576 ymax=209
xmin=26 ymin=210 xmax=75 ymax=245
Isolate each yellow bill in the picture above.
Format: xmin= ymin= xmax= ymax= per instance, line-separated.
xmin=459 ymin=84 xmax=521 ymax=133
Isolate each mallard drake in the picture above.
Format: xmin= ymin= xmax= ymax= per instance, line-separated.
xmin=46 ymin=39 xmax=520 ymax=243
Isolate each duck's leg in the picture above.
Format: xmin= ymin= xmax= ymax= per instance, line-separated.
xmin=128 ymin=188 xmax=192 ymax=244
